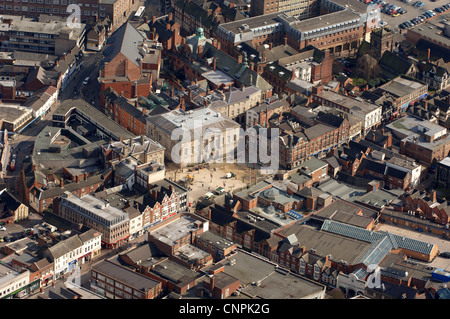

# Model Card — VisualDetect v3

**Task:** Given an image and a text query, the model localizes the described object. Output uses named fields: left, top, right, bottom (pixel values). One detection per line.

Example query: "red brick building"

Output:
left=147, top=13, right=183, bottom=52
left=278, top=121, right=349, bottom=170
left=91, top=259, right=163, bottom=299
left=100, top=22, right=162, bottom=106
left=200, top=264, right=240, bottom=299
left=103, top=93, right=147, bottom=135
left=402, top=190, right=450, bottom=225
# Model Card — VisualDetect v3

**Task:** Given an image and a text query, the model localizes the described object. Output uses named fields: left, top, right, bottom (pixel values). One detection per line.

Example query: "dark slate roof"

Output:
left=365, top=130, right=388, bottom=146
left=148, top=16, right=177, bottom=42
left=103, top=22, right=146, bottom=66
left=386, top=167, right=409, bottom=180
left=174, top=0, right=221, bottom=31
left=264, top=61, right=292, bottom=83
left=316, top=111, right=345, bottom=128
left=0, top=191, right=23, bottom=214
left=210, top=205, right=236, bottom=226
left=114, top=96, right=147, bottom=123
left=359, top=158, right=386, bottom=175
left=379, top=51, right=413, bottom=75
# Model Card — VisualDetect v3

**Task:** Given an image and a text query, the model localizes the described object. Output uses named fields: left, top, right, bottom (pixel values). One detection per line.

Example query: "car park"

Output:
left=440, top=252, right=450, bottom=258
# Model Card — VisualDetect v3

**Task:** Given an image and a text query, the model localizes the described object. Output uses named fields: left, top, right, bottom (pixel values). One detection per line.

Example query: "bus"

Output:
left=133, top=6, right=145, bottom=20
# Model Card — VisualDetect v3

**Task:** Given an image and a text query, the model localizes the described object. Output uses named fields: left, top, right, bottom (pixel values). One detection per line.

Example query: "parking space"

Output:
left=0, top=213, right=42, bottom=244
left=357, top=0, right=450, bottom=31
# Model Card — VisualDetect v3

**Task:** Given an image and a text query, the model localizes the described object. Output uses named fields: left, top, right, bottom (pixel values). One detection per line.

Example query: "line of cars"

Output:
left=0, top=227, right=34, bottom=242
left=399, top=10, right=437, bottom=28
left=360, top=0, right=408, bottom=16
left=398, top=3, right=450, bottom=29
left=435, top=2, right=450, bottom=13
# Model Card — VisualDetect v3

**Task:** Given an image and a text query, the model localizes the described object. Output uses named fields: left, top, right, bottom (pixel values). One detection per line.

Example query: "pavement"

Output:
left=165, top=162, right=266, bottom=205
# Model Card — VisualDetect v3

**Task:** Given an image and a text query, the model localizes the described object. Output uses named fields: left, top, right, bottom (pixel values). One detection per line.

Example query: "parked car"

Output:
left=0, top=226, right=6, bottom=231
left=440, top=252, right=450, bottom=258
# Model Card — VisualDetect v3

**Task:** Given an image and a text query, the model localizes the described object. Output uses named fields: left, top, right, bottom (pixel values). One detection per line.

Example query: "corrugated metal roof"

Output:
left=321, top=220, right=436, bottom=256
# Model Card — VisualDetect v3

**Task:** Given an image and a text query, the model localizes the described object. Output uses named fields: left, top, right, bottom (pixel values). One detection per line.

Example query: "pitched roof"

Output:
left=48, top=235, right=83, bottom=260
left=103, top=22, right=146, bottom=66
left=379, top=51, right=413, bottom=75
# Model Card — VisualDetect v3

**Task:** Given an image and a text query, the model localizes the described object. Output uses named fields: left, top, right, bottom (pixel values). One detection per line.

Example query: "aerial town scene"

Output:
left=0, top=0, right=449, bottom=304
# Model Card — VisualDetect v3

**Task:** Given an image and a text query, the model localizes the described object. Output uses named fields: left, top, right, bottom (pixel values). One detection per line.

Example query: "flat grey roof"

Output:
left=218, top=12, right=284, bottom=34
left=0, top=105, right=33, bottom=123
left=214, top=251, right=278, bottom=285
left=408, top=21, right=450, bottom=49
left=290, top=10, right=361, bottom=32
left=315, top=90, right=380, bottom=113
left=197, top=231, right=235, bottom=250
left=323, top=0, right=368, bottom=14
left=62, top=194, right=129, bottom=225
left=276, top=223, right=370, bottom=264
left=150, top=215, right=200, bottom=246
left=241, top=269, right=326, bottom=299
left=92, top=259, right=161, bottom=291
left=379, top=77, right=427, bottom=98
left=149, top=258, right=201, bottom=285
left=0, top=14, right=85, bottom=37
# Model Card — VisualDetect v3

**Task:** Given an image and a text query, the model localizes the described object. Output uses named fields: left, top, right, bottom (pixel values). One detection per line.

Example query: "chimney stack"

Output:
left=430, top=190, right=437, bottom=202
left=210, top=275, right=215, bottom=292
